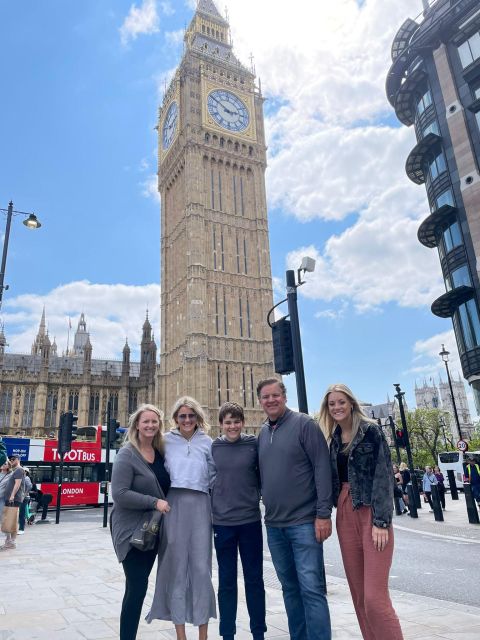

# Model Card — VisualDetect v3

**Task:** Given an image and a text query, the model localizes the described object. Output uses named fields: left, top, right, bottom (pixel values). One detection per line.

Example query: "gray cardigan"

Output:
left=110, top=443, right=167, bottom=562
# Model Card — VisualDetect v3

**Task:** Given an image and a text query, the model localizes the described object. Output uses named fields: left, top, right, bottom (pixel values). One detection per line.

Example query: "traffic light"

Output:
left=58, top=411, right=78, bottom=455
left=58, top=413, right=69, bottom=455
left=395, top=428, right=406, bottom=449
left=272, top=317, right=294, bottom=375
left=108, top=418, right=120, bottom=447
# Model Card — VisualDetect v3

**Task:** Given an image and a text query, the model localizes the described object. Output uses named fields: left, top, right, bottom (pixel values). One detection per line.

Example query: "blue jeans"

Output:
left=214, top=520, right=266, bottom=639
left=267, top=523, right=331, bottom=640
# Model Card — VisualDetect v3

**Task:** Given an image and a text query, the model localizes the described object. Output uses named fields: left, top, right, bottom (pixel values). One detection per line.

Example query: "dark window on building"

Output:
left=436, top=189, right=454, bottom=210
left=213, top=228, right=217, bottom=269
left=0, top=388, right=13, bottom=430
left=128, top=390, right=138, bottom=414
left=456, top=299, right=480, bottom=351
left=446, top=265, right=471, bottom=291
left=44, top=390, right=58, bottom=429
left=442, top=220, right=462, bottom=254
left=89, top=392, right=100, bottom=425
left=458, top=31, right=480, bottom=69
left=422, top=120, right=439, bottom=138
left=23, top=388, right=35, bottom=429
left=217, top=365, right=221, bottom=406
left=416, top=88, right=432, bottom=117
left=426, top=150, right=446, bottom=182
left=68, top=391, right=79, bottom=413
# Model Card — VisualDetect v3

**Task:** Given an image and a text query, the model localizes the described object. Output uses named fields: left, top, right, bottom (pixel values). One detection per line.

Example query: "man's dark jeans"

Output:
left=267, top=522, right=331, bottom=640
left=213, top=520, right=266, bottom=639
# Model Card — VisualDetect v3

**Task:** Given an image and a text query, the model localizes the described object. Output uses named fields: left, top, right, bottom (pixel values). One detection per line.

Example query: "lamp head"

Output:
left=23, top=214, right=41, bottom=229
left=439, top=344, right=449, bottom=363
left=300, top=256, right=316, bottom=273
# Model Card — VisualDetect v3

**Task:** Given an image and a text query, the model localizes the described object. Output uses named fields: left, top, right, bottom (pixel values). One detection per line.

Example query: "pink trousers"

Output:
left=336, top=483, right=403, bottom=640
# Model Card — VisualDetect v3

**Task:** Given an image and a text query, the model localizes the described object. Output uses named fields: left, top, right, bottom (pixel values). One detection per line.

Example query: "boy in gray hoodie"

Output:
left=211, top=402, right=266, bottom=640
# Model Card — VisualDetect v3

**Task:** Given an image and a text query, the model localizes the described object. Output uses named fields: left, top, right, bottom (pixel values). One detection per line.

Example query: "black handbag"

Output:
left=130, top=509, right=163, bottom=552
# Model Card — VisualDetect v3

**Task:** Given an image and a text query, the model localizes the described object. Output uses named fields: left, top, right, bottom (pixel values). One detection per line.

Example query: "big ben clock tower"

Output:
left=157, top=0, right=274, bottom=432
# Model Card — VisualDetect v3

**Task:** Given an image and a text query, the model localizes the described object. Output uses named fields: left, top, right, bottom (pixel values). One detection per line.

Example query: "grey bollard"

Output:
left=407, top=483, right=418, bottom=518
left=430, top=484, right=444, bottom=522
left=447, top=469, right=459, bottom=500
left=464, top=483, right=480, bottom=524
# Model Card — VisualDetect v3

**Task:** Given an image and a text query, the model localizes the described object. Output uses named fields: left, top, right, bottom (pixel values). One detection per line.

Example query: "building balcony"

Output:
left=394, top=67, right=427, bottom=126
left=405, top=132, right=442, bottom=184
left=417, top=204, right=457, bottom=248
left=431, top=285, right=474, bottom=318
left=390, top=18, right=419, bottom=62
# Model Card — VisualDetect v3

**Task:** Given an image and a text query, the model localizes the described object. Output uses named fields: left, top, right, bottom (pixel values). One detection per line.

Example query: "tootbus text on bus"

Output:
left=0, top=425, right=124, bottom=507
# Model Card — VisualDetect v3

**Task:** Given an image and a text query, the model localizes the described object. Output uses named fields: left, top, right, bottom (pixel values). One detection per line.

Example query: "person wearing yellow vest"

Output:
left=464, top=457, right=480, bottom=506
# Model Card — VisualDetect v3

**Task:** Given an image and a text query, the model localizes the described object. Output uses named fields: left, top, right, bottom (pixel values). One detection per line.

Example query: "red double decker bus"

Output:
left=1, top=426, right=123, bottom=507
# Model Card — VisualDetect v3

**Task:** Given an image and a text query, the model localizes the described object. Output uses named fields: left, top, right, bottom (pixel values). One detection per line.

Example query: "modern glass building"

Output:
left=387, top=0, right=480, bottom=412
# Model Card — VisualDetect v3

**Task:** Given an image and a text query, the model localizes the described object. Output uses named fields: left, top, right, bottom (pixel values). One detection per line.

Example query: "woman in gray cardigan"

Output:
left=111, top=403, right=171, bottom=640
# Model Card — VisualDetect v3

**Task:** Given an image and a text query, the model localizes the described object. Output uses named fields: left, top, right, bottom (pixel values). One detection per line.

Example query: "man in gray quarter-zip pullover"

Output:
left=257, top=378, right=332, bottom=640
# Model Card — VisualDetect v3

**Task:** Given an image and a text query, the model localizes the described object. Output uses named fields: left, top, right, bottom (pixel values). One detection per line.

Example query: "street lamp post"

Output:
left=286, top=257, right=316, bottom=413
left=439, top=344, right=463, bottom=441
left=394, top=383, right=421, bottom=510
left=0, top=201, right=42, bottom=311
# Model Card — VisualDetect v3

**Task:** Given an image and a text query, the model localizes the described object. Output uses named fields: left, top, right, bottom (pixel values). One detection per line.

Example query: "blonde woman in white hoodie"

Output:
left=147, top=396, right=216, bottom=640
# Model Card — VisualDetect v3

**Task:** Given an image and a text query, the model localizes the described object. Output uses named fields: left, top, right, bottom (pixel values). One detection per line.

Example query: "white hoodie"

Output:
left=164, top=428, right=216, bottom=494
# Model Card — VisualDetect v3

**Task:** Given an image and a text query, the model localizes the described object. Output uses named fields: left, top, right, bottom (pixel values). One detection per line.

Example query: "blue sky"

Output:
left=0, top=0, right=471, bottom=417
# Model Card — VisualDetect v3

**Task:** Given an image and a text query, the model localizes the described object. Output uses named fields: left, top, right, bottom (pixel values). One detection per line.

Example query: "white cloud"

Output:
left=165, top=29, right=185, bottom=47
left=141, top=174, right=161, bottom=202
left=412, top=330, right=462, bottom=381
left=120, top=0, right=160, bottom=46
left=2, top=281, right=161, bottom=361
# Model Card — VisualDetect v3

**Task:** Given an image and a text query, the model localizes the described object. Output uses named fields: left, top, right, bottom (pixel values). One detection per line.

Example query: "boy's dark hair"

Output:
left=256, top=377, right=286, bottom=399
left=218, top=402, right=244, bottom=424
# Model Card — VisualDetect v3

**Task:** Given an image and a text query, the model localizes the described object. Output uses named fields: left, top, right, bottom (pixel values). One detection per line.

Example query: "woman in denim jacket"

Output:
left=320, top=383, right=403, bottom=640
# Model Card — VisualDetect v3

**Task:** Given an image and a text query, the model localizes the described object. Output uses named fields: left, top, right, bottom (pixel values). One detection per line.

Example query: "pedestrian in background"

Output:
left=0, top=438, right=6, bottom=466
left=257, top=378, right=332, bottom=640
left=422, top=466, right=438, bottom=512
left=147, top=396, right=216, bottom=640
left=211, top=402, right=266, bottom=640
left=399, top=462, right=411, bottom=508
left=18, top=467, right=33, bottom=535
left=464, top=455, right=480, bottom=506
left=392, top=464, right=407, bottom=514
left=111, top=404, right=171, bottom=640
left=0, top=454, right=25, bottom=551
left=0, top=459, right=12, bottom=524
left=320, top=383, right=404, bottom=640
left=433, top=465, right=446, bottom=510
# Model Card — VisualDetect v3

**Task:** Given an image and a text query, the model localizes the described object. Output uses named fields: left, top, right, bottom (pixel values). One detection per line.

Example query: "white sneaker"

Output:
left=18, top=530, right=25, bottom=535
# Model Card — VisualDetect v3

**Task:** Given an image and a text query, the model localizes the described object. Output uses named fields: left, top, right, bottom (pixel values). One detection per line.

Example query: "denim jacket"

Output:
left=330, top=421, right=394, bottom=529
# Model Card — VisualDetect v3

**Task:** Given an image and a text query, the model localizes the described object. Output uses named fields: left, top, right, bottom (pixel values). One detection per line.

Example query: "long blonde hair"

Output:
left=124, top=403, right=165, bottom=453
left=319, top=383, right=377, bottom=452
left=170, top=396, right=210, bottom=433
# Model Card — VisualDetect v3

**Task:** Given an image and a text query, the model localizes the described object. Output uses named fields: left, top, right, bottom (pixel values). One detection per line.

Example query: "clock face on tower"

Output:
left=162, top=101, right=178, bottom=150
left=207, top=89, right=250, bottom=132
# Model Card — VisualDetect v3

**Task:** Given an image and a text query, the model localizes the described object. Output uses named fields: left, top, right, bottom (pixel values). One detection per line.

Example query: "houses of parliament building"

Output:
left=0, top=311, right=156, bottom=437
left=0, top=0, right=275, bottom=436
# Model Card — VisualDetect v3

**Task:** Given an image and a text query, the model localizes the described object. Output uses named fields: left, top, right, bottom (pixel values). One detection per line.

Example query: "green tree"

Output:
left=406, top=408, right=454, bottom=468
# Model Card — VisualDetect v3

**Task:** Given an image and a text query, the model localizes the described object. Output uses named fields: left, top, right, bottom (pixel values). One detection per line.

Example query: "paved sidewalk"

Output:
left=392, top=490, right=480, bottom=542
left=1, top=514, right=480, bottom=640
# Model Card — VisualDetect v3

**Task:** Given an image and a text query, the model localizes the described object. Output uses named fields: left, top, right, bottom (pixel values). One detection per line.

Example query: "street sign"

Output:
left=457, top=439, right=469, bottom=452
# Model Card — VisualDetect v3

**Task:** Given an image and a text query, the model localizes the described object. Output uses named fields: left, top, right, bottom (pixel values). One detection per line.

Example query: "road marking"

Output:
left=393, top=523, right=480, bottom=544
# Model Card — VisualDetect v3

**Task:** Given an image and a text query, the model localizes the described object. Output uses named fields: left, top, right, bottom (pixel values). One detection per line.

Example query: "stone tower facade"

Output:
left=157, top=0, right=274, bottom=432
